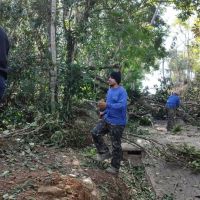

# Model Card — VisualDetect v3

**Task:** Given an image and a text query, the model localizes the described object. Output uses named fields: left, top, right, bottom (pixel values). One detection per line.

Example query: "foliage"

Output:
left=39, top=116, right=91, bottom=148
left=82, top=150, right=156, bottom=200
left=80, top=1, right=167, bottom=91
left=172, top=0, right=200, bottom=20
left=0, top=111, right=92, bottom=148
left=1, top=0, right=198, bottom=148
left=180, top=76, right=200, bottom=124
left=0, top=106, right=36, bottom=130
left=82, top=146, right=97, bottom=158
left=0, top=0, right=169, bottom=131
left=121, top=165, right=156, bottom=200
left=161, top=194, right=174, bottom=200
left=191, top=18, right=200, bottom=73
left=154, top=88, right=169, bottom=104
left=139, top=116, right=153, bottom=126
left=167, top=144, right=200, bottom=173
left=127, top=121, right=150, bottom=136
left=168, top=50, right=189, bottom=84
left=172, top=125, right=182, bottom=133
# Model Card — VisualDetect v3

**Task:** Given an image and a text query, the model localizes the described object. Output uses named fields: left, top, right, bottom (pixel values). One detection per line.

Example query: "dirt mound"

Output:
left=37, top=175, right=99, bottom=200
left=0, top=138, right=130, bottom=200
left=0, top=170, right=99, bottom=200
left=87, top=169, right=130, bottom=200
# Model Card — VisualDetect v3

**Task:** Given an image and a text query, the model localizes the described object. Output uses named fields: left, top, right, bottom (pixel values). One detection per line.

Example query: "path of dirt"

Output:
left=143, top=120, right=200, bottom=200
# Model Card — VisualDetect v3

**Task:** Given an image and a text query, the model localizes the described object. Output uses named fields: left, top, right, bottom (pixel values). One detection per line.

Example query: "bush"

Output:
left=172, top=125, right=182, bottom=133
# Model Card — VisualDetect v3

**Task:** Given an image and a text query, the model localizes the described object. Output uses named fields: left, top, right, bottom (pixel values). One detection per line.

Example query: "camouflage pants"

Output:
left=0, top=76, right=6, bottom=101
left=91, top=119, right=125, bottom=169
left=167, top=108, right=176, bottom=131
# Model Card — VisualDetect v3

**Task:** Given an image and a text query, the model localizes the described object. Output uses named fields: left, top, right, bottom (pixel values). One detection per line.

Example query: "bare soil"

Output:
left=0, top=137, right=129, bottom=200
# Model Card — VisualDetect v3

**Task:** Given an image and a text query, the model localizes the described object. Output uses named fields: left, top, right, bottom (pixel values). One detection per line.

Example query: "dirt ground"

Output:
left=143, top=120, right=200, bottom=200
left=0, top=137, right=130, bottom=200
left=1, top=119, right=199, bottom=200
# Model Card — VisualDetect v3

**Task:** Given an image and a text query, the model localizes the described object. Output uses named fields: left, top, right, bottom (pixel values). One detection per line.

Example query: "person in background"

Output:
left=165, top=91, right=180, bottom=131
left=91, top=71, right=128, bottom=175
left=0, top=27, right=10, bottom=101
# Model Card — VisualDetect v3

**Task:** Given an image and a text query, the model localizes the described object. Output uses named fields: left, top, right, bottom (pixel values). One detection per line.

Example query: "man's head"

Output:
left=108, top=71, right=121, bottom=87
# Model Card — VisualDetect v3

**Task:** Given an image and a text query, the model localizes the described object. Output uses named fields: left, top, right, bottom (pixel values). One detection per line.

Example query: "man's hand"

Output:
left=98, top=99, right=106, bottom=110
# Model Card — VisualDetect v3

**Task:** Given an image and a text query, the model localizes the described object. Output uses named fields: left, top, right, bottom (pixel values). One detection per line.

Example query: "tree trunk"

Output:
left=50, top=0, right=57, bottom=113
left=61, top=0, right=97, bottom=120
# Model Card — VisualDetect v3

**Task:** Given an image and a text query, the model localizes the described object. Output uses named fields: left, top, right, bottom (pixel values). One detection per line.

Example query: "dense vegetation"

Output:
left=0, top=0, right=199, bottom=145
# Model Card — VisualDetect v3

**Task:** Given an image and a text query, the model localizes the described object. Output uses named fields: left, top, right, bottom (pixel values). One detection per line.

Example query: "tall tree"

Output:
left=0, top=0, right=169, bottom=123
left=50, top=0, right=57, bottom=113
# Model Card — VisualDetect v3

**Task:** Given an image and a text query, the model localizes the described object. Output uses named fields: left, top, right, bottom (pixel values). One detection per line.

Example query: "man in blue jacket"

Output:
left=165, top=91, right=180, bottom=131
left=91, top=71, right=128, bottom=174
left=0, top=27, right=10, bottom=101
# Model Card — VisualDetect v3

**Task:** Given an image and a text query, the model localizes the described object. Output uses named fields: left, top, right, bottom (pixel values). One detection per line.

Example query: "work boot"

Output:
left=96, top=152, right=111, bottom=162
left=106, top=166, right=119, bottom=175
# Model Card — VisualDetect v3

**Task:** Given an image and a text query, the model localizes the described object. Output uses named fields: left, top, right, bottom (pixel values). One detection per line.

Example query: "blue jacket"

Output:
left=0, top=27, right=10, bottom=79
left=166, top=94, right=180, bottom=109
left=104, top=86, right=127, bottom=125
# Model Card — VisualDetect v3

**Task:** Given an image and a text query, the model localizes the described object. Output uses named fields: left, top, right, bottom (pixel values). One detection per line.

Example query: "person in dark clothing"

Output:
left=165, top=91, right=180, bottom=131
left=91, top=71, right=128, bottom=175
left=0, top=27, right=10, bottom=101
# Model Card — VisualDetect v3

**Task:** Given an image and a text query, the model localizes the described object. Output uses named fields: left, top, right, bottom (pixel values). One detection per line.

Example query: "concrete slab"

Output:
left=142, top=120, right=200, bottom=200
left=144, top=156, right=200, bottom=200
left=122, top=142, right=144, bottom=166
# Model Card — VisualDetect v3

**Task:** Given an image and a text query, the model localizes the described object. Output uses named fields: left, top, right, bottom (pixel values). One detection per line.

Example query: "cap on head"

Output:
left=110, top=71, right=121, bottom=84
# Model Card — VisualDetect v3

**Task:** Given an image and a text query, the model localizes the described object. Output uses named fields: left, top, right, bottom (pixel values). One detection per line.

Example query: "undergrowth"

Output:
left=121, top=164, right=156, bottom=200
left=81, top=146, right=156, bottom=200
left=0, top=110, right=92, bottom=148
left=167, top=143, right=200, bottom=173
